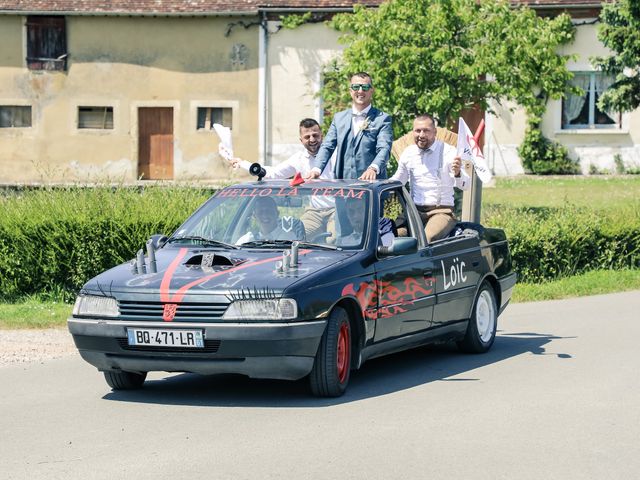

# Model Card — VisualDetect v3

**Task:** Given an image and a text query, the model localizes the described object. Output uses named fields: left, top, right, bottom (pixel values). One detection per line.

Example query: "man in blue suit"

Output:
left=307, top=72, right=393, bottom=180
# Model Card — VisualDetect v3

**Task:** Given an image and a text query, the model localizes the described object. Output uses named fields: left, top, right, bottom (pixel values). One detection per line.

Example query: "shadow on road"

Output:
left=103, top=331, right=571, bottom=407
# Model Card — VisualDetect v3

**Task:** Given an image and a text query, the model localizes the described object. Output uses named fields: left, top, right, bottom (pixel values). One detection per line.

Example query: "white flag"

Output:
left=213, top=123, right=234, bottom=161
left=456, top=117, right=492, bottom=183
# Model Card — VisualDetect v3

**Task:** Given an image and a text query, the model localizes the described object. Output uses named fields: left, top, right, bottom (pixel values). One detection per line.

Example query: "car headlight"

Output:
left=222, top=299, right=298, bottom=320
left=73, top=294, right=119, bottom=317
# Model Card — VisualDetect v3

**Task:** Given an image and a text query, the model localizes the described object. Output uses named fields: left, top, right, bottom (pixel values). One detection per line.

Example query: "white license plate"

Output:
left=127, top=328, right=204, bottom=348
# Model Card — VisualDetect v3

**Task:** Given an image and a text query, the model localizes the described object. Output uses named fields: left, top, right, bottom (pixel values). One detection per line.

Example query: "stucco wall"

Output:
left=0, top=15, right=259, bottom=183
left=0, top=16, right=23, bottom=67
left=488, top=21, right=640, bottom=175
left=266, top=21, right=344, bottom=165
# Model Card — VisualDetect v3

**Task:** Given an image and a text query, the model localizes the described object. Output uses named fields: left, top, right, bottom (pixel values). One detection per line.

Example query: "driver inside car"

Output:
left=236, top=197, right=300, bottom=244
left=338, top=197, right=394, bottom=247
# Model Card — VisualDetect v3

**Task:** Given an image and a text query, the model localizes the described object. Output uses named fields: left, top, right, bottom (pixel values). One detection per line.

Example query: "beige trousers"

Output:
left=301, top=207, right=336, bottom=242
left=417, top=206, right=457, bottom=243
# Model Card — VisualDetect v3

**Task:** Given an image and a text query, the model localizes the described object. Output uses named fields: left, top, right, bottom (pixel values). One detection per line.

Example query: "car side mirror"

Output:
left=377, top=237, right=418, bottom=256
left=149, top=234, right=168, bottom=250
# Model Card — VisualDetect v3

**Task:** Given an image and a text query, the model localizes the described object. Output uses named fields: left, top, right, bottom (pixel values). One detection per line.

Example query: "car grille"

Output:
left=116, top=338, right=221, bottom=353
left=117, top=300, right=229, bottom=321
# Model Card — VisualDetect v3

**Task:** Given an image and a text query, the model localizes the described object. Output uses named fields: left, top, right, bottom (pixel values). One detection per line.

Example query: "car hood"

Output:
left=83, top=246, right=357, bottom=300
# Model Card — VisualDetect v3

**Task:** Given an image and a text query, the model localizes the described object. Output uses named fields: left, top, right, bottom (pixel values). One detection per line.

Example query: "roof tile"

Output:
left=0, top=0, right=604, bottom=15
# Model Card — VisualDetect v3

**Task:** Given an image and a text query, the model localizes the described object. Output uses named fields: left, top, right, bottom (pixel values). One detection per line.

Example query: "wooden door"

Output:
left=138, top=107, right=173, bottom=180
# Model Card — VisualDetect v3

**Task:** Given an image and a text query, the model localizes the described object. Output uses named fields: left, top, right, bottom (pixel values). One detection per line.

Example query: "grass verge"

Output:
left=512, top=269, right=640, bottom=302
left=0, top=299, right=72, bottom=329
left=1, top=269, right=639, bottom=329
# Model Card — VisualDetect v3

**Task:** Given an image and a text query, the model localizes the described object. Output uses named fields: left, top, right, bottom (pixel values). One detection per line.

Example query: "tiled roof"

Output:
left=257, top=1, right=384, bottom=8
left=0, top=0, right=604, bottom=15
left=0, top=1, right=258, bottom=15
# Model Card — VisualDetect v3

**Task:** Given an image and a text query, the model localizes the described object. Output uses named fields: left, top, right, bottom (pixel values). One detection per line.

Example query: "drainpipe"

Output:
left=259, top=12, right=269, bottom=165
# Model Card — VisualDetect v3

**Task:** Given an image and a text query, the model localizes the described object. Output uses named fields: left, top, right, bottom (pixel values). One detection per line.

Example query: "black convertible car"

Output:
left=68, top=179, right=516, bottom=397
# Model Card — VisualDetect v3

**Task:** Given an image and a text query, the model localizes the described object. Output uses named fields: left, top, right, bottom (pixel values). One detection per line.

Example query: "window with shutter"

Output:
left=26, top=16, right=67, bottom=71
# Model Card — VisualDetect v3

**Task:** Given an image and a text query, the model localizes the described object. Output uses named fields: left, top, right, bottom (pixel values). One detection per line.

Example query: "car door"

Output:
left=431, top=233, right=483, bottom=328
left=373, top=187, right=436, bottom=341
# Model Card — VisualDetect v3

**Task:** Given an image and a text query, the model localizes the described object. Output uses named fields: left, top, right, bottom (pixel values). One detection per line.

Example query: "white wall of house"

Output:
left=487, top=21, right=640, bottom=175
left=266, top=21, right=344, bottom=166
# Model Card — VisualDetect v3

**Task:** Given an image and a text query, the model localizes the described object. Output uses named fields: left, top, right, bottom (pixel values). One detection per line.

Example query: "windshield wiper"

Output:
left=167, top=236, right=239, bottom=249
left=240, top=239, right=341, bottom=251
left=295, top=241, right=341, bottom=251
left=238, top=239, right=294, bottom=248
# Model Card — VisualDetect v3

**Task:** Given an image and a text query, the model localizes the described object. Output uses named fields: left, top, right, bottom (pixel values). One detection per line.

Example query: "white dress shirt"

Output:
left=238, top=149, right=334, bottom=180
left=238, top=150, right=335, bottom=209
left=351, top=104, right=372, bottom=138
left=390, top=141, right=470, bottom=207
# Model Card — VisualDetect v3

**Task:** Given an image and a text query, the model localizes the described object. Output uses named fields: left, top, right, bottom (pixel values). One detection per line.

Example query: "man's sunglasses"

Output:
left=350, top=83, right=372, bottom=92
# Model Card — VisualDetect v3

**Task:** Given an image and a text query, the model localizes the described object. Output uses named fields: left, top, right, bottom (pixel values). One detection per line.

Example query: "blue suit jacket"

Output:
left=313, top=107, right=393, bottom=179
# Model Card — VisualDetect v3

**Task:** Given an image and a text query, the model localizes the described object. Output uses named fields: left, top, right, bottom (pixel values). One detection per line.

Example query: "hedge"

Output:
left=0, top=186, right=638, bottom=301
left=0, top=186, right=212, bottom=301
left=484, top=204, right=640, bottom=282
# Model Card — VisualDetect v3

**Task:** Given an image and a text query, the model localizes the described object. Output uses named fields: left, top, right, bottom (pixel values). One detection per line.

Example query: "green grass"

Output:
left=0, top=299, right=72, bottom=329
left=483, top=176, right=640, bottom=211
left=512, top=269, right=640, bottom=303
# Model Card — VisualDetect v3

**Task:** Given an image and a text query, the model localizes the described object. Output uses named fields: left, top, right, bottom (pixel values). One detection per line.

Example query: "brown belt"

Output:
left=416, top=205, right=453, bottom=212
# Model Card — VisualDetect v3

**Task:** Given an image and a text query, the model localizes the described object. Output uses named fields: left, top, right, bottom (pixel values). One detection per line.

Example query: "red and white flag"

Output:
left=456, top=118, right=492, bottom=183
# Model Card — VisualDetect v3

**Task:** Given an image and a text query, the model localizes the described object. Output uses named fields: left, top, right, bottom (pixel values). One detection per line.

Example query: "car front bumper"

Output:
left=68, top=317, right=327, bottom=381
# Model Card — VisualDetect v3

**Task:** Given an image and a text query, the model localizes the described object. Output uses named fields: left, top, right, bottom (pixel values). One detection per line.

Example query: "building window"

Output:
left=197, top=107, right=232, bottom=130
left=26, top=16, right=67, bottom=71
left=562, top=72, right=620, bottom=129
left=0, top=106, right=32, bottom=128
left=78, top=107, right=114, bottom=129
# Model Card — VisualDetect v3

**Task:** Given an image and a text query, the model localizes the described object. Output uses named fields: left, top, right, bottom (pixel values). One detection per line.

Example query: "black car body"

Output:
left=68, top=179, right=516, bottom=397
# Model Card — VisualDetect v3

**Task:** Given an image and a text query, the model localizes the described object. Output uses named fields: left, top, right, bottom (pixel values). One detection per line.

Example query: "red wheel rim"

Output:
left=337, top=322, right=350, bottom=383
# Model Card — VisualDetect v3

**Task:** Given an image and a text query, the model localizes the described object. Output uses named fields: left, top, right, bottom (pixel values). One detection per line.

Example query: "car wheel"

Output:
left=103, top=371, right=147, bottom=390
left=458, top=281, right=497, bottom=353
left=309, top=306, right=351, bottom=397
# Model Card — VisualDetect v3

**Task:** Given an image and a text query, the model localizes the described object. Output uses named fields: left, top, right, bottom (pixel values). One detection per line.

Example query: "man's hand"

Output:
left=359, top=166, right=377, bottom=181
left=451, top=156, right=462, bottom=177
left=219, top=143, right=241, bottom=169
left=304, top=170, right=321, bottom=180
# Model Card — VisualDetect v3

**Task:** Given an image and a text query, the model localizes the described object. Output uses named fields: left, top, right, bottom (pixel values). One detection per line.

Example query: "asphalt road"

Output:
left=2, top=291, right=639, bottom=480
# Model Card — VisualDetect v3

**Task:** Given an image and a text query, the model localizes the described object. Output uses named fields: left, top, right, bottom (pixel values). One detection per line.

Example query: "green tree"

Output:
left=321, top=0, right=581, bottom=174
left=592, top=0, right=640, bottom=113
left=323, top=0, right=576, bottom=135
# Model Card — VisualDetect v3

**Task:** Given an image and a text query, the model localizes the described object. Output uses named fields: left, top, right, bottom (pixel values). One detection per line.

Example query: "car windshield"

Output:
left=171, top=185, right=370, bottom=249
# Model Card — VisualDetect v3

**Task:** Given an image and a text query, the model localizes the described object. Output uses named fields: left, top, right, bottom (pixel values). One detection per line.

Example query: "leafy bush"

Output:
left=484, top=203, right=640, bottom=282
left=0, top=185, right=638, bottom=300
left=0, top=186, right=212, bottom=301
left=518, top=126, right=581, bottom=175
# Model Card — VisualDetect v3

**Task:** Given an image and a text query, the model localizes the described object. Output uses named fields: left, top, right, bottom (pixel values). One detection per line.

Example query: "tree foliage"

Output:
left=322, top=0, right=576, bottom=137
left=592, top=0, right=640, bottom=113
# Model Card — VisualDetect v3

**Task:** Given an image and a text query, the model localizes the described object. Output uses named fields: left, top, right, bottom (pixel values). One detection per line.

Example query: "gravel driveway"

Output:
left=0, top=328, right=76, bottom=367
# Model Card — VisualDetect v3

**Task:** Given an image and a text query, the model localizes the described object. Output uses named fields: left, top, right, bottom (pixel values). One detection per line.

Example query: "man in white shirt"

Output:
left=222, top=118, right=335, bottom=241
left=390, top=114, right=470, bottom=242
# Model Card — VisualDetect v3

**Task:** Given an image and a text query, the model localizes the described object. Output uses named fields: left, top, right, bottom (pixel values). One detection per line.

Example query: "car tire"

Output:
left=309, top=306, right=351, bottom=397
left=103, top=371, right=147, bottom=390
left=458, top=281, right=497, bottom=354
